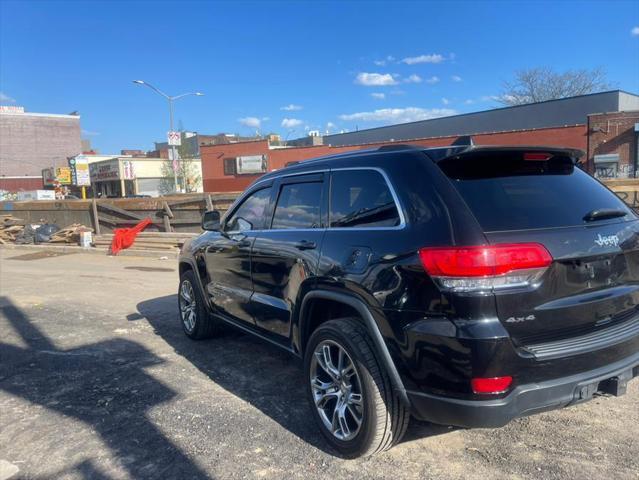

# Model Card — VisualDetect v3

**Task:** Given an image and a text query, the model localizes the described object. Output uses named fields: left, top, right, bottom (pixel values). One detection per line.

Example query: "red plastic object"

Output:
left=110, top=218, right=153, bottom=255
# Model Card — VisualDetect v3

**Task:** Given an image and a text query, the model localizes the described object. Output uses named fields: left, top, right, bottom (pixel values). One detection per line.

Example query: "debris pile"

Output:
left=49, top=224, right=93, bottom=244
left=0, top=215, right=26, bottom=243
left=0, top=215, right=93, bottom=245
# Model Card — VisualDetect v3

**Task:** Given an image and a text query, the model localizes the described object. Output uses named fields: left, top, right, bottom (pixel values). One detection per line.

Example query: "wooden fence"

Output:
left=0, top=193, right=239, bottom=234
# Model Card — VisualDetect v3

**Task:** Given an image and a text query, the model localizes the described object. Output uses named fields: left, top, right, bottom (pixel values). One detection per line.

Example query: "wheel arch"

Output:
left=298, top=290, right=410, bottom=406
left=179, top=258, right=210, bottom=309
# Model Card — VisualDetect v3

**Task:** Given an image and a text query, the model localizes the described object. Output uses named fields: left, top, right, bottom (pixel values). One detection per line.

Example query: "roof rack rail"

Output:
left=376, top=144, right=422, bottom=152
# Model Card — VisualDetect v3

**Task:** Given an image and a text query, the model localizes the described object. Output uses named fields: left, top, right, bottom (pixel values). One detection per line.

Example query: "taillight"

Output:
left=471, top=376, right=513, bottom=394
left=419, top=243, right=552, bottom=293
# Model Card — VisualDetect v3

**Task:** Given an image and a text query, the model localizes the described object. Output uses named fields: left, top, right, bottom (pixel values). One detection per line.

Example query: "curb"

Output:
left=0, top=243, right=179, bottom=259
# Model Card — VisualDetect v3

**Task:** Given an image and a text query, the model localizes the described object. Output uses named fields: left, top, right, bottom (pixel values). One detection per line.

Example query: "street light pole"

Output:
left=132, top=80, right=204, bottom=194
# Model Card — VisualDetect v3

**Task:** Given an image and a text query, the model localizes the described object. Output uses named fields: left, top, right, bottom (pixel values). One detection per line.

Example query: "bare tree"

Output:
left=499, top=67, right=612, bottom=105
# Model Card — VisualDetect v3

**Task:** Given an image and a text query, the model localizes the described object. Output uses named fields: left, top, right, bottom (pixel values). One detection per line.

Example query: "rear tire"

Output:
left=304, top=317, right=409, bottom=457
left=178, top=269, right=221, bottom=339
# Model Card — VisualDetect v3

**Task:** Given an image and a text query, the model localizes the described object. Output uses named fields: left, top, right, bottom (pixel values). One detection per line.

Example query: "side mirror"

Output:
left=201, top=210, right=221, bottom=231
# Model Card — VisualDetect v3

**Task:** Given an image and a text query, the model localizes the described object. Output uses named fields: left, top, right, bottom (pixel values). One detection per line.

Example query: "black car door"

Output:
left=204, top=184, right=272, bottom=326
left=250, top=173, right=327, bottom=341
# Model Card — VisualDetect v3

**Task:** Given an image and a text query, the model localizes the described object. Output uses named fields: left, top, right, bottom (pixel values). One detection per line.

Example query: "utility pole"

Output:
left=133, top=80, right=204, bottom=194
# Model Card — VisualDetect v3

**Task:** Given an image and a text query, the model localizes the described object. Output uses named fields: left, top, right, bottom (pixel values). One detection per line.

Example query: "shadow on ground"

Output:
left=137, top=294, right=452, bottom=454
left=0, top=296, right=212, bottom=479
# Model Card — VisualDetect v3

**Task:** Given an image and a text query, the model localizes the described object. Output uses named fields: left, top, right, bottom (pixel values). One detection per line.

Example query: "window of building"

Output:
left=224, top=158, right=237, bottom=176
left=225, top=187, right=272, bottom=232
left=329, top=170, right=400, bottom=228
left=271, top=182, right=322, bottom=229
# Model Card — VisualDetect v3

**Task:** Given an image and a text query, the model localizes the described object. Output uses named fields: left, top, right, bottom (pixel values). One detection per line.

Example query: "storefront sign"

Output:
left=69, top=156, right=91, bottom=186
left=236, top=155, right=267, bottom=174
left=42, top=167, right=73, bottom=186
left=90, top=159, right=121, bottom=181
left=122, top=160, right=135, bottom=180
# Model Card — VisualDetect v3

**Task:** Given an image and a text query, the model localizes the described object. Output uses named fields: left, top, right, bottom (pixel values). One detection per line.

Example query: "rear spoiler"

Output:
left=426, top=145, right=585, bottom=164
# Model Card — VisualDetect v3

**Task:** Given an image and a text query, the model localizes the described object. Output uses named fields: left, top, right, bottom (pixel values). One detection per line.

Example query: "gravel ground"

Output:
left=0, top=248, right=637, bottom=480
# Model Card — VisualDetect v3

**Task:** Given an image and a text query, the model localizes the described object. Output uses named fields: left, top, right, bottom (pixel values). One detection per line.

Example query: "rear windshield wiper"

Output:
left=583, top=208, right=628, bottom=222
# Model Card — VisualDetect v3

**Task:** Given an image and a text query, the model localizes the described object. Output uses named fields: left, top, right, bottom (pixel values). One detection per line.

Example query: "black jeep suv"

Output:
left=178, top=144, right=639, bottom=457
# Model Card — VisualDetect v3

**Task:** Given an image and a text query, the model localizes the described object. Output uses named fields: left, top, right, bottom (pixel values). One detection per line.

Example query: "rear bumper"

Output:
left=407, top=349, right=639, bottom=428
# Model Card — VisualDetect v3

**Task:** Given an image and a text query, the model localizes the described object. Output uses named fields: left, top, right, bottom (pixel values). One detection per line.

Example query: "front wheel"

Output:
left=178, top=269, right=221, bottom=339
left=304, top=318, right=409, bottom=457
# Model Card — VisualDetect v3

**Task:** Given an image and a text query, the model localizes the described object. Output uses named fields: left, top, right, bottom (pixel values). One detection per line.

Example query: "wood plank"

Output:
left=97, top=202, right=147, bottom=220
left=91, top=199, right=101, bottom=236
left=166, top=197, right=207, bottom=208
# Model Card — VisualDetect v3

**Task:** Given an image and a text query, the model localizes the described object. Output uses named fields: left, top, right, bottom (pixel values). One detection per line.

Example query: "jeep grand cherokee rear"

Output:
left=402, top=147, right=639, bottom=427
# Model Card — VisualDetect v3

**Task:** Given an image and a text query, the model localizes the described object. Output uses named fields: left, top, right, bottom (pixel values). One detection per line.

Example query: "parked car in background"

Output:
left=178, top=144, right=639, bottom=457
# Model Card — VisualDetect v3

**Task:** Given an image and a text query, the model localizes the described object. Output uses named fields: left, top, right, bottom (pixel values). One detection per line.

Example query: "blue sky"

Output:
left=1, top=0, right=638, bottom=153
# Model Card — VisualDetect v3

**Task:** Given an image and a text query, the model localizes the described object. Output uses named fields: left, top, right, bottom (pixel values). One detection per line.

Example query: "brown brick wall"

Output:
left=202, top=125, right=587, bottom=193
left=0, top=113, right=82, bottom=176
left=0, top=177, right=44, bottom=191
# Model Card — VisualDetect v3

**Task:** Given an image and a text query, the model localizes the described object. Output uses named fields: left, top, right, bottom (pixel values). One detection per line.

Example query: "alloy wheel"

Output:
left=310, top=340, right=364, bottom=441
left=179, top=280, right=197, bottom=332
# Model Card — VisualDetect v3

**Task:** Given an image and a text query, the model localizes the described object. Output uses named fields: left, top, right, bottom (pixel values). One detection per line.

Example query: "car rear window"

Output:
left=438, top=151, right=634, bottom=232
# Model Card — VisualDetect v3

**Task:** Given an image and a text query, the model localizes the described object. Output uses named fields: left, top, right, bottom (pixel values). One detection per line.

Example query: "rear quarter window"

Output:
left=329, top=170, right=401, bottom=228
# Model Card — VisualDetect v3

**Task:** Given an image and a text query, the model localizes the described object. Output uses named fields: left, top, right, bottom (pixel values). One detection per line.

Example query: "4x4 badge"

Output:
left=505, top=315, right=536, bottom=323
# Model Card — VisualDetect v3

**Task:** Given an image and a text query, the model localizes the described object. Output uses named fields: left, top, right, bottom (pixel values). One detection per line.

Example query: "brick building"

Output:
left=0, top=106, right=82, bottom=191
left=201, top=125, right=587, bottom=192
left=200, top=90, right=639, bottom=193
left=588, top=111, right=639, bottom=178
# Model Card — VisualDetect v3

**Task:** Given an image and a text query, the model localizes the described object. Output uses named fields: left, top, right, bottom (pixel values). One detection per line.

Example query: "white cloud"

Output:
left=425, top=76, right=440, bottom=84
left=632, top=26, right=639, bottom=36
left=441, top=97, right=450, bottom=105
left=373, top=55, right=395, bottom=66
left=464, top=99, right=475, bottom=105
left=401, top=53, right=444, bottom=65
left=355, top=72, right=398, bottom=86
left=339, top=107, right=456, bottom=124
left=81, top=129, right=100, bottom=136
left=326, top=121, right=337, bottom=130
left=238, top=116, right=261, bottom=128
left=371, top=92, right=386, bottom=100
left=404, top=74, right=423, bottom=84
left=0, top=92, right=16, bottom=103
left=451, top=75, right=462, bottom=82
left=281, top=118, right=304, bottom=129
left=261, top=116, right=270, bottom=121
left=280, top=104, right=303, bottom=111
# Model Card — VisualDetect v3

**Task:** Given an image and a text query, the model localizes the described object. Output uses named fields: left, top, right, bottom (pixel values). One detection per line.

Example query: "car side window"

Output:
left=225, top=187, right=272, bottom=232
left=330, top=170, right=400, bottom=228
left=271, top=182, right=322, bottom=229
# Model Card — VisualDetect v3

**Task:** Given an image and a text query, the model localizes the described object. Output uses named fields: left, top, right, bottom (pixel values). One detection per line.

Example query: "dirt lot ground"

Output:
left=0, top=248, right=637, bottom=480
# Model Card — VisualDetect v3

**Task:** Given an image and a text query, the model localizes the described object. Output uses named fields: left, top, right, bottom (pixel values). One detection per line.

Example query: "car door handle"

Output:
left=294, top=240, right=317, bottom=250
